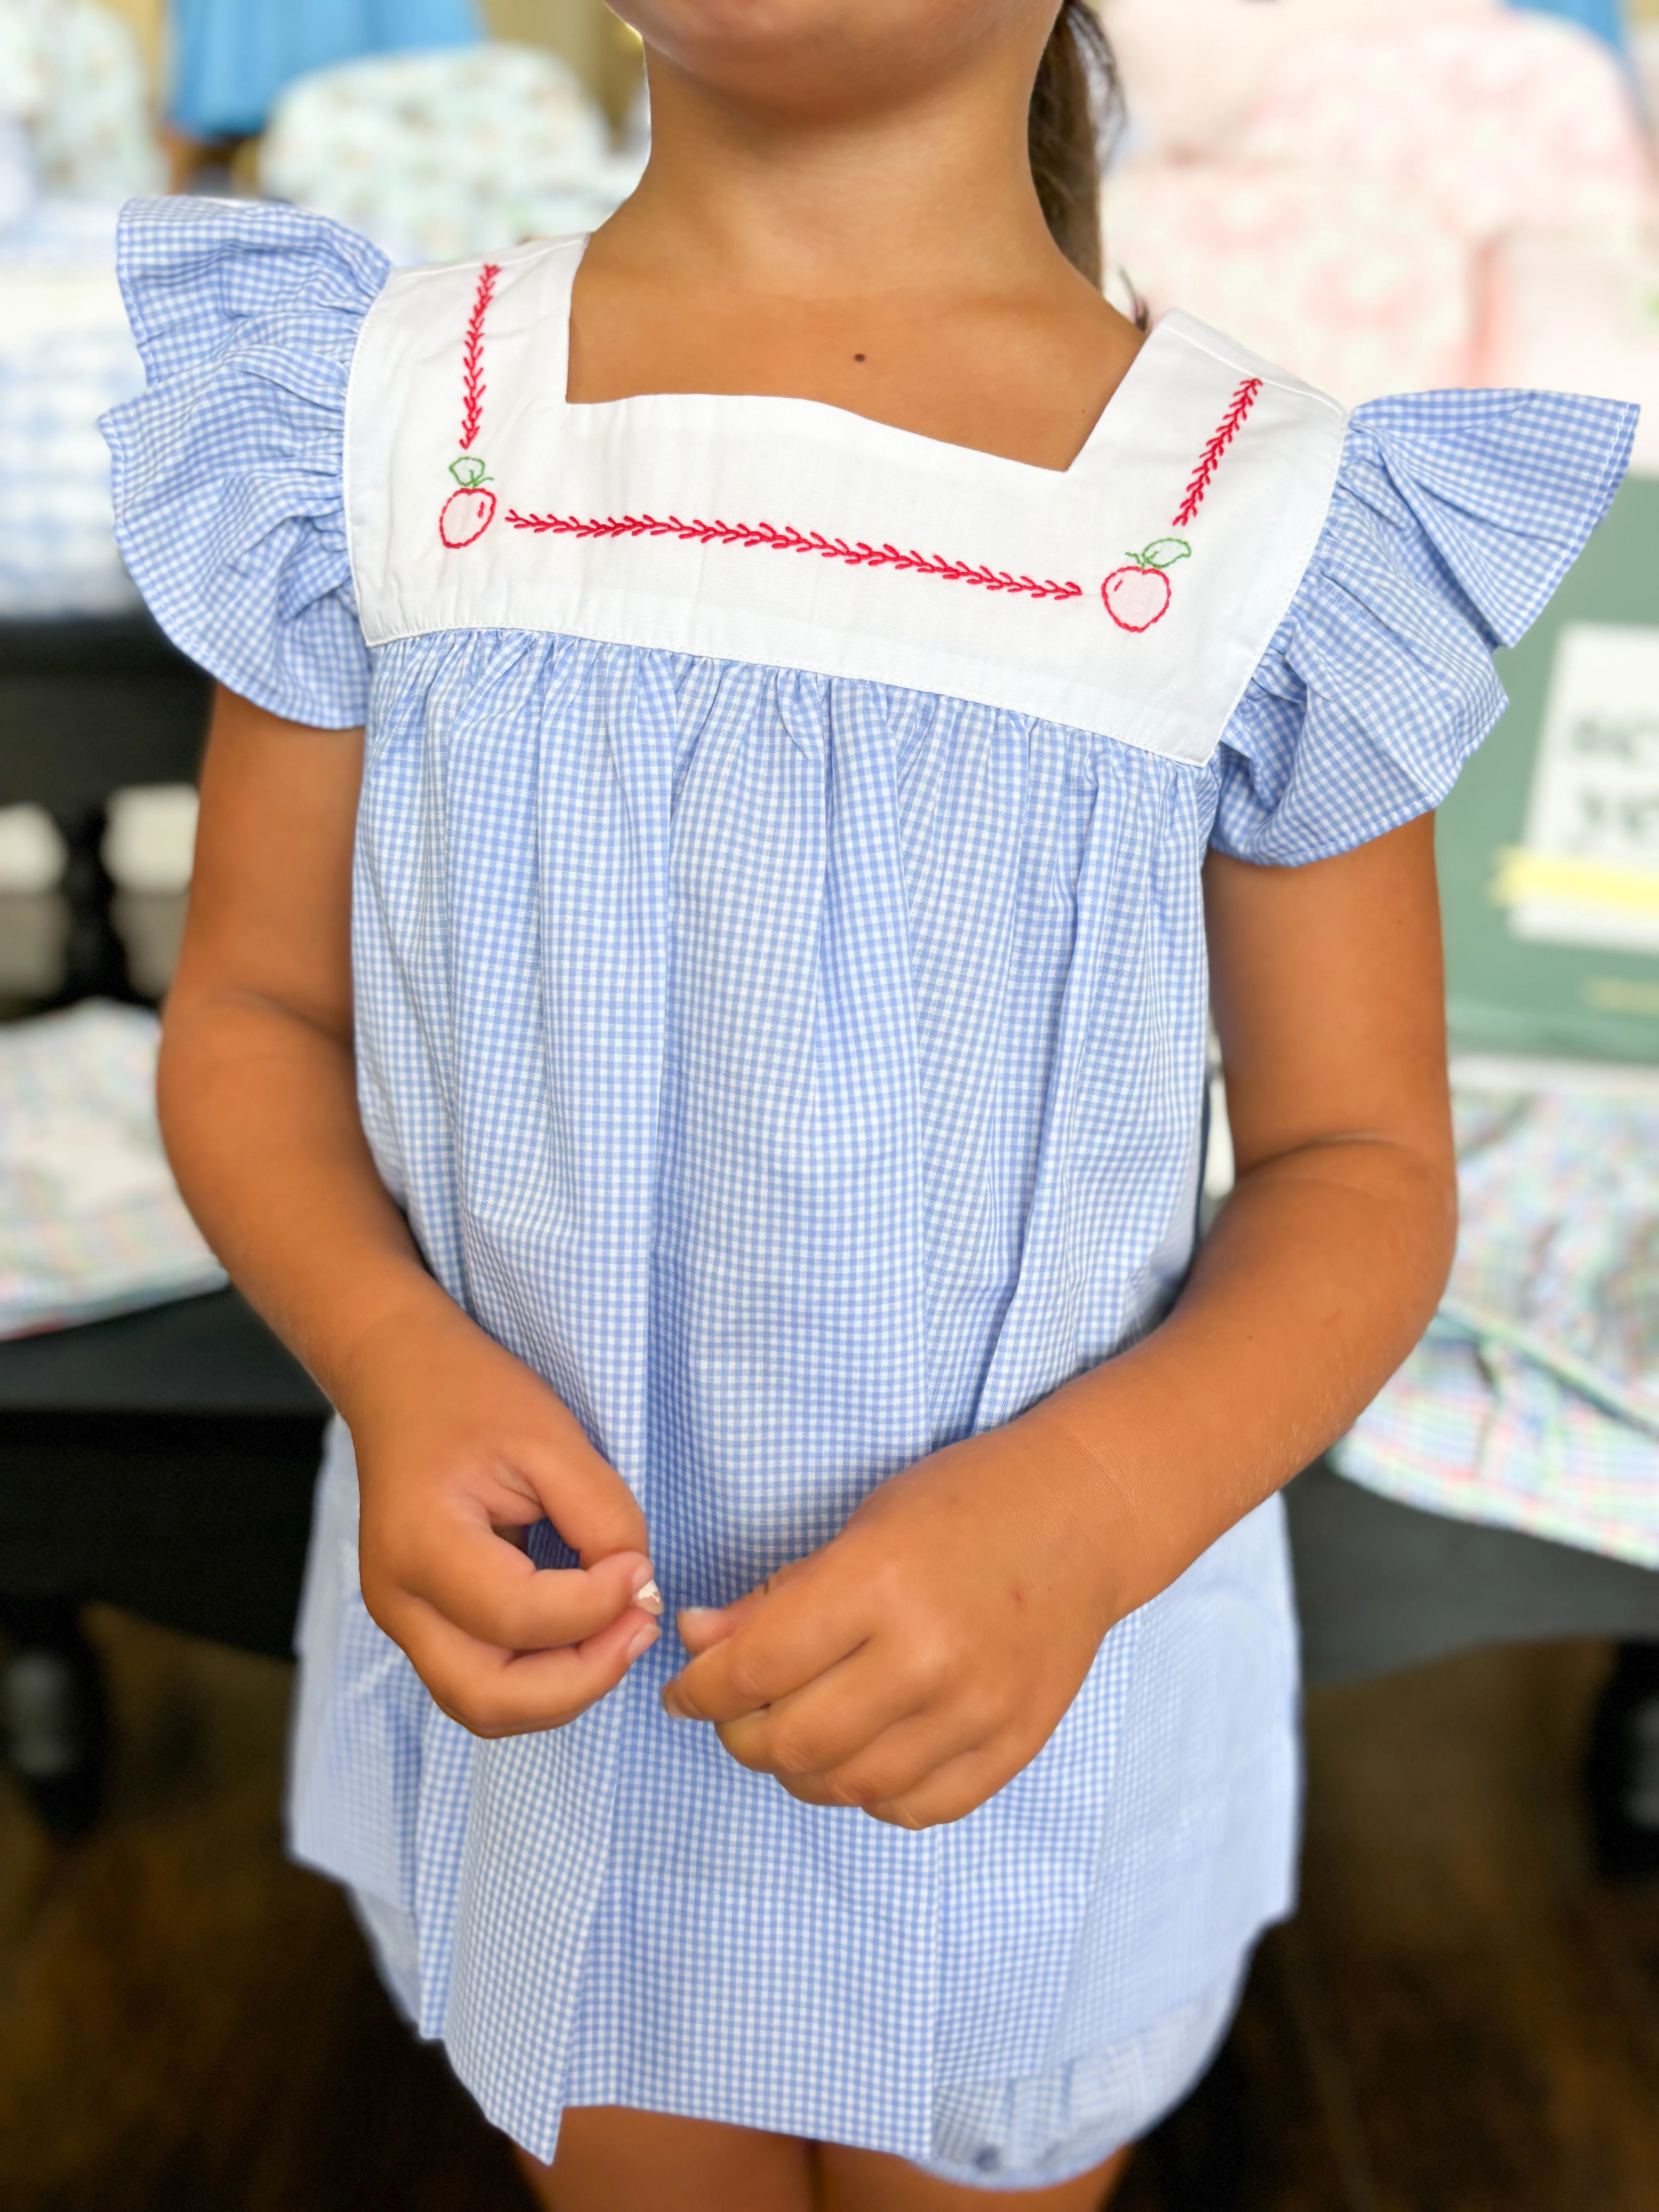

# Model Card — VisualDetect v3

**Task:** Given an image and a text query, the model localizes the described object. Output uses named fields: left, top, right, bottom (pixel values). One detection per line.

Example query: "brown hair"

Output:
left=1028, top=1, right=1124, bottom=290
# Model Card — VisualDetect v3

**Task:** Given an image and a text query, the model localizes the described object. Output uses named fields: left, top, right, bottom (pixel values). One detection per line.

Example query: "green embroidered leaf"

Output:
left=1138, top=537, right=1192, bottom=572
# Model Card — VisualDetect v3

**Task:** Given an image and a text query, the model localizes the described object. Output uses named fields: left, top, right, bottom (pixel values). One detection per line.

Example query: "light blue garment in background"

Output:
left=1508, top=0, right=1630, bottom=58
left=168, top=0, right=482, bottom=138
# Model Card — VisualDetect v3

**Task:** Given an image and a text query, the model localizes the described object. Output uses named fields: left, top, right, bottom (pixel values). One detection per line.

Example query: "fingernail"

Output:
left=661, top=1684, right=691, bottom=1721
left=632, top=1572, right=664, bottom=1617
left=625, top=1622, right=659, bottom=1664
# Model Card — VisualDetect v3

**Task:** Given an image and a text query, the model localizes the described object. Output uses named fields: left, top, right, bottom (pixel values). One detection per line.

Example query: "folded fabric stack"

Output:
left=1103, top=0, right=1501, bottom=163
left=1239, top=14, right=1648, bottom=242
left=0, top=1002, right=226, bottom=1339
left=1104, top=165, right=1473, bottom=405
left=1334, top=1069, right=1659, bottom=1568
left=0, top=0, right=164, bottom=204
left=0, top=227, right=145, bottom=619
left=260, top=44, right=645, bottom=266
left=1101, top=0, right=1653, bottom=407
left=0, top=0, right=159, bottom=617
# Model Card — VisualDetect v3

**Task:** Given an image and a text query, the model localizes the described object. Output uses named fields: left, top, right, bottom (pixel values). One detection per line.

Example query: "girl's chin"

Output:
left=619, top=0, right=1042, bottom=107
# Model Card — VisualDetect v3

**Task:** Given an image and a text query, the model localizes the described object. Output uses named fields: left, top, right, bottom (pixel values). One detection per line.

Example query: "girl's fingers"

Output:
left=518, top=1448, right=651, bottom=1568
left=859, top=1741, right=1021, bottom=1832
left=677, top=1587, right=765, bottom=1656
left=396, top=1516, right=659, bottom=1653
left=663, top=1558, right=868, bottom=1724
left=395, top=1594, right=661, bottom=1739
left=711, top=1644, right=927, bottom=1781
left=758, top=1697, right=998, bottom=1812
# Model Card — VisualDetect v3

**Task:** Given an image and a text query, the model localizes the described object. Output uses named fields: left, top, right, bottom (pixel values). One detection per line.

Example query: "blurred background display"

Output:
left=167, top=0, right=484, bottom=143
left=0, top=2, right=646, bottom=630
left=3, top=11, right=1659, bottom=2207
left=1066, top=0, right=1659, bottom=1613
left=259, top=43, right=644, bottom=264
left=1099, top=0, right=1656, bottom=413
left=0, top=0, right=1649, bottom=1470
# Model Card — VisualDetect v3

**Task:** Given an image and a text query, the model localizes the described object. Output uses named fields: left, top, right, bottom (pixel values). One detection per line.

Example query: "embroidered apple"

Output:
left=1101, top=537, right=1192, bottom=632
left=440, top=453, right=497, bottom=549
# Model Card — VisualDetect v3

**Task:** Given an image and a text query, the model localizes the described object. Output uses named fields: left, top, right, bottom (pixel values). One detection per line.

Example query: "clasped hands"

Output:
left=350, top=1305, right=1125, bottom=1831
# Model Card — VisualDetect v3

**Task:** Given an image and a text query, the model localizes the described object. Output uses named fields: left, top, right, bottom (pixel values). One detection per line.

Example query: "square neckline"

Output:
left=552, top=232, right=1172, bottom=486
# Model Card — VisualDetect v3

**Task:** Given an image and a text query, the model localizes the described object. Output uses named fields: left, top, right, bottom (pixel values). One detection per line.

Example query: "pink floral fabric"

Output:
left=1100, top=0, right=1501, bottom=163
left=1480, top=230, right=1659, bottom=476
left=1239, top=15, right=1650, bottom=247
left=1108, top=163, right=1474, bottom=407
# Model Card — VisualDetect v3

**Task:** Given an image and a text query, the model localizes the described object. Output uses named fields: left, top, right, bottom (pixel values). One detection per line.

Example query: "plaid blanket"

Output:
left=0, top=1000, right=225, bottom=1337
left=1334, top=1066, right=1659, bottom=1567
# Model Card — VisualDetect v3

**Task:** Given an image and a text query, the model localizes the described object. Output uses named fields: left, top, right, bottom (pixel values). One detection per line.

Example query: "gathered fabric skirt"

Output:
left=350, top=1879, right=1244, bottom=2191
left=291, top=1423, right=1286, bottom=2187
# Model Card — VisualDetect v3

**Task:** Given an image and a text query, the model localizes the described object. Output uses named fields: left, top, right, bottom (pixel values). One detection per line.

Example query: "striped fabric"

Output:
left=103, top=199, right=1635, bottom=2185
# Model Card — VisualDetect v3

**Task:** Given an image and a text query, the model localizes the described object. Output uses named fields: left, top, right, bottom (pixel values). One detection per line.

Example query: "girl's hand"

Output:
left=661, top=1412, right=1120, bottom=1830
left=344, top=1300, right=664, bottom=1740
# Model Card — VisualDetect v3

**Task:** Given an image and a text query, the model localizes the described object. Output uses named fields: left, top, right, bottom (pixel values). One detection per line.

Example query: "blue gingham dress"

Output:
left=104, top=199, right=1635, bottom=2188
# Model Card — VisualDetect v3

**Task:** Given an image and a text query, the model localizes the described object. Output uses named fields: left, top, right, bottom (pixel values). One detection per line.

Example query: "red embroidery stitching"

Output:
left=459, top=263, right=500, bottom=455
left=1171, top=377, right=1263, bottom=532
left=441, top=263, right=503, bottom=550
left=440, top=485, right=497, bottom=549
left=506, top=510, right=1085, bottom=600
left=1102, top=538, right=1191, bottom=633
left=446, top=283, right=1266, bottom=623
left=1102, top=378, right=1265, bottom=630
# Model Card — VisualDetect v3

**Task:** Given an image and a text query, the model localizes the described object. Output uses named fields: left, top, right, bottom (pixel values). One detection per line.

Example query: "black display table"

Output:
left=0, top=1290, right=328, bottom=1659
left=0, top=611, right=210, bottom=814
left=0, top=1287, right=326, bottom=1833
left=1287, top=1461, right=1659, bottom=1688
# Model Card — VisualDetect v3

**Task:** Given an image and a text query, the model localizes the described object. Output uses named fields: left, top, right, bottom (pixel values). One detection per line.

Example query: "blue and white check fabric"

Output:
left=102, top=201, right=1635, bottom=2186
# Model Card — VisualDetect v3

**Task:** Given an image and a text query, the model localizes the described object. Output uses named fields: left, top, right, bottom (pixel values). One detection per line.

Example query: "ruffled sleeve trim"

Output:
left=103, top=196, right=391, bottom=730
left=1211, top=388, right=1638, bottom=867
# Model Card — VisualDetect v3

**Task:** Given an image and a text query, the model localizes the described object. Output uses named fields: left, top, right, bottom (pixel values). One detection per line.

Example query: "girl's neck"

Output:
left=570, top=34, right=1144, bottom=474
left=599, top=50, right=1080, bottom=307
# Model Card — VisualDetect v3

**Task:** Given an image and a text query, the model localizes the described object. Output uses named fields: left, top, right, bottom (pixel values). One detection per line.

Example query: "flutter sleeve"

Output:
left=102, top=196, right=391, bottom=730
left=1211, top=388, right=1639, bottom=865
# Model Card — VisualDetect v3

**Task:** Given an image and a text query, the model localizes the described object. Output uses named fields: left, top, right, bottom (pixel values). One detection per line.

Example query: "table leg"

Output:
left=0, top=1594, right=110, bottom=1839
left=1585, top=1641, right=1659, bottom=1881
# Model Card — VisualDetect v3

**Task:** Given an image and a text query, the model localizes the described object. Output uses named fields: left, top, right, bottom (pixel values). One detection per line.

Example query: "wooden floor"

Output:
left=2, top=1616, right=1657, bottom=2211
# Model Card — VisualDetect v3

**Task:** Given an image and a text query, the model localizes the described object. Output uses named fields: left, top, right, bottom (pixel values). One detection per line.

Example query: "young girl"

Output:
left=105, top=3, right=1633, bottom=2204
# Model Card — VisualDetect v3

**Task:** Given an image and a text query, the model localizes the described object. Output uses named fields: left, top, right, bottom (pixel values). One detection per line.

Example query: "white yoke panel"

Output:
left=344, top=236, right=1348, bottom=766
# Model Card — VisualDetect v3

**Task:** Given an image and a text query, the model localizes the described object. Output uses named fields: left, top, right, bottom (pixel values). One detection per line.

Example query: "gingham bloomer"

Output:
left=103, top=196, right=1634, bottom=2189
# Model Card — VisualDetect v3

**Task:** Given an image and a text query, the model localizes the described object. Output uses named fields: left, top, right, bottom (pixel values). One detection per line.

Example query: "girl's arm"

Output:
left=160, top=688, right=663, bottom=1733
left=663, top=816, right=1456, bottom=1827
